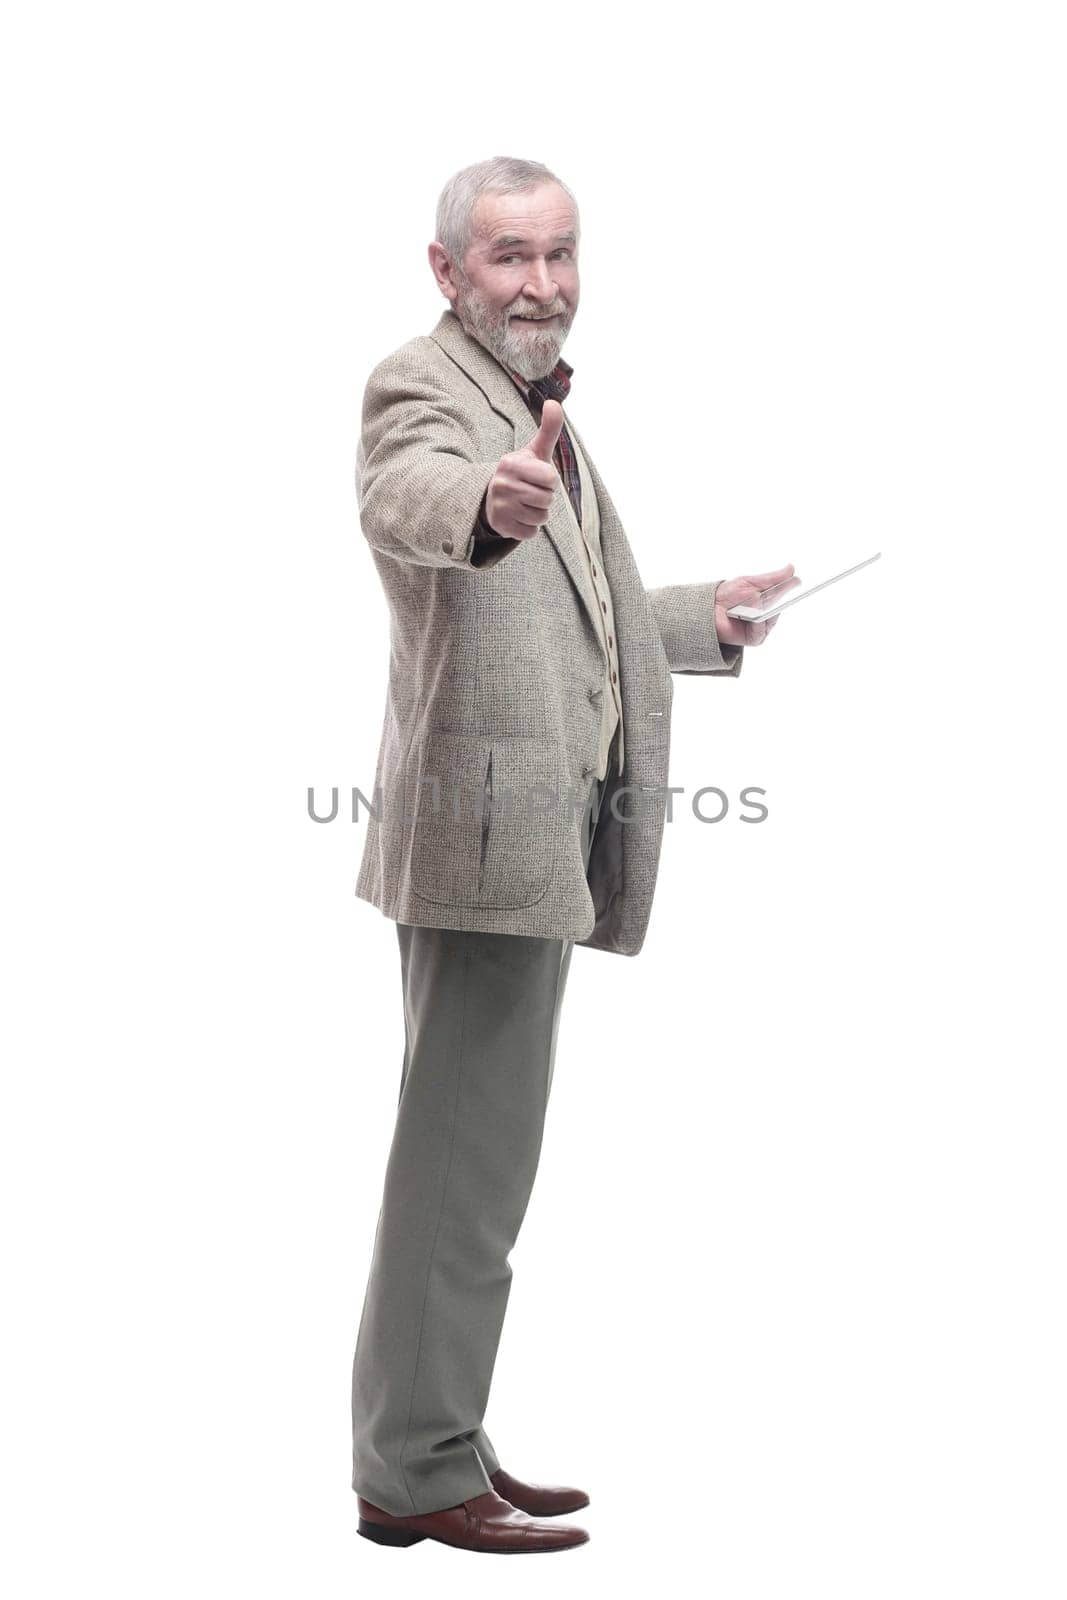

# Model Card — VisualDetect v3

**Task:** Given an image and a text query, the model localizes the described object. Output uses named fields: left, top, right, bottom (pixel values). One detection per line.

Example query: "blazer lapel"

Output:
left=428, top=311, right=604, bottom=641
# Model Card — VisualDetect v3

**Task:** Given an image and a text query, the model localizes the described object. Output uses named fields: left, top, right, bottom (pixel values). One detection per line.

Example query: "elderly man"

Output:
left=350, top=156, right=793, bottom=1556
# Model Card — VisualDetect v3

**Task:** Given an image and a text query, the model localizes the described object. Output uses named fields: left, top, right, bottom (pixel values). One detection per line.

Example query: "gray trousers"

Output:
left=351, top=762, right=611, bottom=1516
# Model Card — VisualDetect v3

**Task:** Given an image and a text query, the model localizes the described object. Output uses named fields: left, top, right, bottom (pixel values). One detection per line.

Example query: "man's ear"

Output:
left=428, top=242, right=459, bottom=305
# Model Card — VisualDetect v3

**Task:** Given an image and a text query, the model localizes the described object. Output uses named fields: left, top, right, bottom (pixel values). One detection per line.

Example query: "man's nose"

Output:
left=522, top=259, right=557, bottom=302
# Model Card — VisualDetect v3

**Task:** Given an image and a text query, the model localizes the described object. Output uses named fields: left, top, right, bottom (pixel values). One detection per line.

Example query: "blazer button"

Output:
left=441, top=539, right=453, bottom=555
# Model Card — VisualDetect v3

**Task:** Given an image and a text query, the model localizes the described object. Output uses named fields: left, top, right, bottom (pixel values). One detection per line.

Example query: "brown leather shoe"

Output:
left=489, top=1465, right=591, bottom=1516
left=357, top=1487, right=589, bottom=1554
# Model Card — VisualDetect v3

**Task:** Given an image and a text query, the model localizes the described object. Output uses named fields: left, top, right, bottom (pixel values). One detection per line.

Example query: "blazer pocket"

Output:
left=409, top=729, right=561, bottom=910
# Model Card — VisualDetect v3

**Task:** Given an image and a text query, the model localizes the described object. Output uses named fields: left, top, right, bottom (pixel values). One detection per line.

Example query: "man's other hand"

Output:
left=484, top=399, right=565, bottom=541
left=714, top=564, right=800, bottom=646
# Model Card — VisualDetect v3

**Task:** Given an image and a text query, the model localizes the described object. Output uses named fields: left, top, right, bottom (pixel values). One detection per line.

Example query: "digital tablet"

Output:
left=725, top=552, right=882, bottom=623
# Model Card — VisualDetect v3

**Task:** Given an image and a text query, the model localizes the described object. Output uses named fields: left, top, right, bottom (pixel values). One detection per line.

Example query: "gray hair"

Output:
left=434, top=156, right=580, bottom=268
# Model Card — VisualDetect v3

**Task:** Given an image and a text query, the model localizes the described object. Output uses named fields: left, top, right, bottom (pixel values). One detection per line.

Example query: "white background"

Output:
left=2, top=2, right=1064, bottom=1595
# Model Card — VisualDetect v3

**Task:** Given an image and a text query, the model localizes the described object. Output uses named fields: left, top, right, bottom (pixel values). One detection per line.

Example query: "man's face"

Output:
left=449, top=183, right=580, bottom=380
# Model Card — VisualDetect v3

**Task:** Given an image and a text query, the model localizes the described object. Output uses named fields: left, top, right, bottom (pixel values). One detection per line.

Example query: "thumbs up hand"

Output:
left=484, top=399, right=564, bottom=541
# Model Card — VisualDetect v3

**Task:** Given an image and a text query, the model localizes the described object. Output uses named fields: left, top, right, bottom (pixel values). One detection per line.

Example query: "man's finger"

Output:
left=759, top=573, right=802, bottom=600
left=513, top=458, right=559, bottom=491
left=528, top=399, right=564, bottom=463
left=744, top=563, right=795, bottom=588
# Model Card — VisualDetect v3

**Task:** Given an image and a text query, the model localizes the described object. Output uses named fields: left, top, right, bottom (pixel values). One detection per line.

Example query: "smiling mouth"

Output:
left=512, top=313, right=559, bottom=322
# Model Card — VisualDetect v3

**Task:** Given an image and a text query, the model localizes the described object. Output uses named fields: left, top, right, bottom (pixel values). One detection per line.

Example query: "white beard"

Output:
left=454, top=279, right=574, bottom=380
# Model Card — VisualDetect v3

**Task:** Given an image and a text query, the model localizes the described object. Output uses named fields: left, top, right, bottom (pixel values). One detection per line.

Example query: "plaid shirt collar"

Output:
left=505, top=357, right=574, bottom=407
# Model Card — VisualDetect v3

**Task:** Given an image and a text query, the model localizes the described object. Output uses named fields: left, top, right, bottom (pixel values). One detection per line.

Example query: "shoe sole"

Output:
left=357, top=1518, right=588, bottom=1553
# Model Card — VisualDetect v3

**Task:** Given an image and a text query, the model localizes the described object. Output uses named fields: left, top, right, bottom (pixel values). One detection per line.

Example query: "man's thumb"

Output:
left=528, top=398, right=564, bottom=462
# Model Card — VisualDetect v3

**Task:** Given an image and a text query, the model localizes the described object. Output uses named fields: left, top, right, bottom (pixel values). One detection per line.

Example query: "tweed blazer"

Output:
left=354, top=309, right=743, bottom=957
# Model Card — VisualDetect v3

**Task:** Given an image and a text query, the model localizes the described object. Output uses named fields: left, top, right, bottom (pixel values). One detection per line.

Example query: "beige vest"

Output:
left=560, top=423, right=624, bottom=780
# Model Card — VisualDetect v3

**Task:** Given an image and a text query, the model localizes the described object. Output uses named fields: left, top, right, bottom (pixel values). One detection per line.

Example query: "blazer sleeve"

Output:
left=357, top=347, right=522, bottom=572
left=646, top=581, right=744, bottom=676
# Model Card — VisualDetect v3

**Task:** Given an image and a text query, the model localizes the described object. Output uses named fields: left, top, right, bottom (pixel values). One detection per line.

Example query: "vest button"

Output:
left=441, top=539, right=453, bottom=555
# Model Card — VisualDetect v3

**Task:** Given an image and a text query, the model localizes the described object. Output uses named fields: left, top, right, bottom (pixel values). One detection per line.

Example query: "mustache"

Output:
left=506, top=301, right=569, bottom=321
